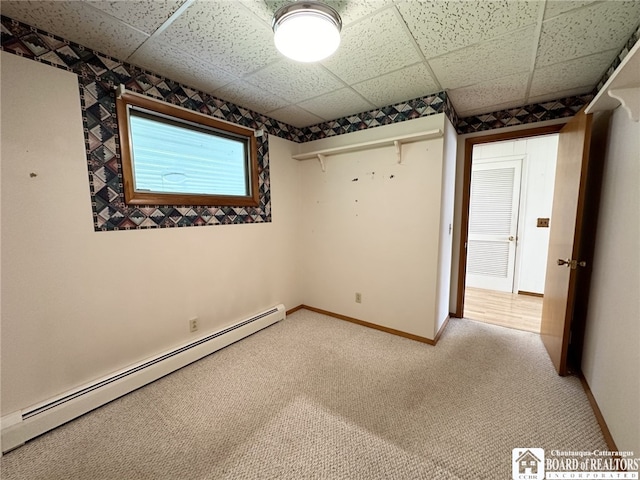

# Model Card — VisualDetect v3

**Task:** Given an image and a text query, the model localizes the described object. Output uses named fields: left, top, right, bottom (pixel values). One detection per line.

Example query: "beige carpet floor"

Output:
left=0, top=310, right=606, bottom=479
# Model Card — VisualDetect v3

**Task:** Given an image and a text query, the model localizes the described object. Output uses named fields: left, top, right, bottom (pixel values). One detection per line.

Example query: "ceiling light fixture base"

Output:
left=272, top=1, right=342, bottom=63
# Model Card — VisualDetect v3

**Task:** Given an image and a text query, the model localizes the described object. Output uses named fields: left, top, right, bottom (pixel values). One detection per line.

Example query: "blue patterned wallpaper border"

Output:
left=596, top=24, right=640, bottom=92
left=1, top=15, right=305, bottom=231
left=299, top=25, right=639, bottom=137
left=297, top=91, right=457, bottom=142
left=455, top=93, right=595, bottom=134
left=451, top=23, right=639, bottom=135
left=2, top=15, right=639, bottom=229
left=0, top=14, right=459, bottom=231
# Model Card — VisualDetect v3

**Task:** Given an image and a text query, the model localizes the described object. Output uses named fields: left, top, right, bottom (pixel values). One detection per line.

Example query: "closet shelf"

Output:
left=292, top=129, right=443, bottom=167
left=586, top=40, right=640, bottom=122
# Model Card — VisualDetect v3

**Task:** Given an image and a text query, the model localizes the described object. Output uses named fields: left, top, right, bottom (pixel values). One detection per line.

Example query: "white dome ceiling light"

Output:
left=272, top=1, right=342, bottom=63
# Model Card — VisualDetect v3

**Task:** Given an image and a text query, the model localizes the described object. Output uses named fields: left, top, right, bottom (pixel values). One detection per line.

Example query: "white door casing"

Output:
left=466, top=156, right=523, bottom=292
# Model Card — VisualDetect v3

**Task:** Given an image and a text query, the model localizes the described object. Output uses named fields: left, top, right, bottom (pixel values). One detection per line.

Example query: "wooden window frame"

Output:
left=116, top=92, right=260, bottom=207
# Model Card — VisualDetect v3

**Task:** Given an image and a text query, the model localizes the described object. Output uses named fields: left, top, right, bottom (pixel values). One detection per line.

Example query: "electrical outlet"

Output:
left=189, top=318, right=198, bottom=333
left=355, top=292, right=362, bottom=303
left=537, top=217, right=550, bottom=228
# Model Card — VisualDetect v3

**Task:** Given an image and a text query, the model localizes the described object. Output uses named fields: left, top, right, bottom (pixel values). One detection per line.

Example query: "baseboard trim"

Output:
left=286, top=305, right=305, bottom=316
left=518, top=290, right=544, bottom=298
left=299, top=305, right=439, bottom=345
left=434, top=315, right=451, bottom=344
left=578, top=373, right=618, bottom=452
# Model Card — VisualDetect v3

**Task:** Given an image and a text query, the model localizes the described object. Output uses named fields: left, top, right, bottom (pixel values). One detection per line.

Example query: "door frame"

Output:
left=454, top=124, right=565, bottom=318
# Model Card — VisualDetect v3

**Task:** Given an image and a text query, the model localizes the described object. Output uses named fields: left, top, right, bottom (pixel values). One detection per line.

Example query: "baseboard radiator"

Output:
left=1, top=304, right=285, bottom=453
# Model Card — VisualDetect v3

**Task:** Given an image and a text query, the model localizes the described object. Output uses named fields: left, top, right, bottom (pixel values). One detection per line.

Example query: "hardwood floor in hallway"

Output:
left=464, top=287, right=543, bottom=333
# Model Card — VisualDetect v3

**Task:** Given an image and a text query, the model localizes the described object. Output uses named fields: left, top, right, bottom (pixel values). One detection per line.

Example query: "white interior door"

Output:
left=466, top=158, right=523, bottom=292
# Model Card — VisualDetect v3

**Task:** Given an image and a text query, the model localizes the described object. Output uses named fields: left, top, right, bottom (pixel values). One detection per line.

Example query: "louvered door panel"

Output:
left=469, top=168, right=515, bottom=236
left=467, top=241, right=510, bottom=277
left=466, top=158, right=522, bottom=292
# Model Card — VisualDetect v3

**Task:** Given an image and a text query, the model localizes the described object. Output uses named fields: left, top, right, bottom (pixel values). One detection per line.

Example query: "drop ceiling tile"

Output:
left=353, top=63, right=439, bottom=107
left=4, top=0, right=632, bottom=129
left=155, top=0, right=280, bottom=78
left=297, top=88, right=375, bottom=121
left=543, top=1, right=597, bottom=20
left=214, top=80, right=290, bottom=114
left=245, top=60, right=343, bottom=104
left=235, top=0, right=285, bottom=26
left=448, top=72, right=530, bottom=117
left=322, top=8, right=421, bottom=85
left=0, top=1, right=149, bottom=59
left=83, top=0, right=186, bottom=35
left=530, top=50, right=617, bottom=98
left=528, top=86, right=594, bottom=105
left=536, top=1, right=640, bottom=67
left=430, top=26, right=536, bottom=90
left=266, top=105, right=325, bottom=128
left=239, top=0, right=394, bottom=27
left=328, top=0, right=396, bottom=26
left=129, top=39, right=237, bottom=94
left=398, top=0, right=540, bottom=59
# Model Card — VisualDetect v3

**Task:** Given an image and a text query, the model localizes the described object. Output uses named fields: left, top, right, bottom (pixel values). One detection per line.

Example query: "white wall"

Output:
left=0, top=52, right=302, bottom=415
left=471, top=134, right=558, bottom=294
left=436, top=116, right=457, bottom=329
left=298, top=115, right=449, bottom=339
left=582, top=107, right=640, bottom=454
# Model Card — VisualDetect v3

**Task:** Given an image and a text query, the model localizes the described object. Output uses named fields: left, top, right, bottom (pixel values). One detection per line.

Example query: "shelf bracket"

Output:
left=317, top=153, right=326, bottom=172
left=608, top=87, right=640, bottom=122
left=394, top=140, right=402, bottom=164
left=115, top=83, right=126, bottom=99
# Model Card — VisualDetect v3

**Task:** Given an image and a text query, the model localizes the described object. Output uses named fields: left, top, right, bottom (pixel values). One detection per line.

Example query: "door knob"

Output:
left=509, top=236, right=515, bottom=241
left=557, top=259, right=587, bottom=269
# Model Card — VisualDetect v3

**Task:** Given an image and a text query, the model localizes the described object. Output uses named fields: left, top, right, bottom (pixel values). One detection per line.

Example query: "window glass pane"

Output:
left=129, top=111, right=248, bottom=196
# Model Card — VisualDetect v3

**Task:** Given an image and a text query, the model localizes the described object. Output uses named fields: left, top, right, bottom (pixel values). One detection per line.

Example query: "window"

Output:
left=116, top=91, right=259, bottom=207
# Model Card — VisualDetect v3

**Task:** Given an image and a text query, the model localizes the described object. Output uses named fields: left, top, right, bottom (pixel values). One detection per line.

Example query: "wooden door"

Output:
left=466, top=158, right=523, bottom=292
left=540, top=110, right=593, bottom=376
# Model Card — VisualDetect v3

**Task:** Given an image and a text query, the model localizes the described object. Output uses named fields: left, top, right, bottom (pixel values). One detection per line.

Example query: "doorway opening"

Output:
left=457, top=113, right=599, bottom=376
left=463, top=287, right=544, bottom=333
left=457, top=125, right=564, bottom=334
